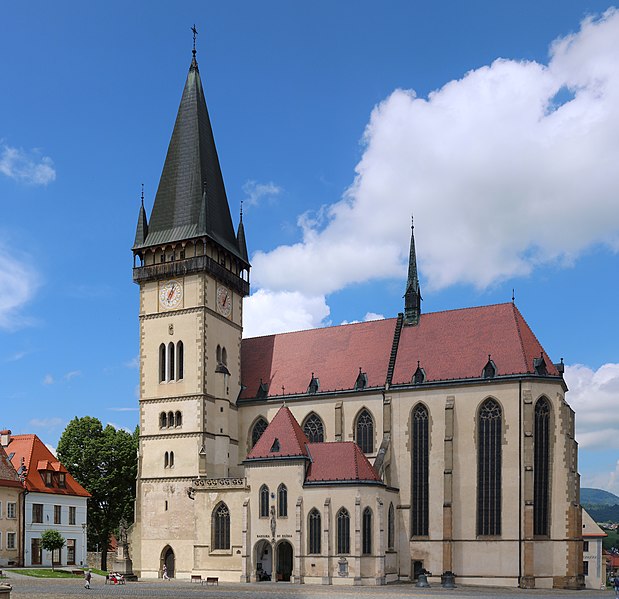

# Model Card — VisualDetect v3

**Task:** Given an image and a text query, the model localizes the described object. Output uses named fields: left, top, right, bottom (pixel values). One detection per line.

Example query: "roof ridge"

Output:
left=510, top=303, right=533, bottom=373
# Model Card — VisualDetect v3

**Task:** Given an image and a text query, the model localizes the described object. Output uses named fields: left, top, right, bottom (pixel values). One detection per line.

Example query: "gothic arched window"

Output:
left=175, top=411, right=182, bottom=427
left=362, top=507, right=372, bottom=555
left=212, top=502, right=230, bottom=550
left=167, top=411, right=174, bottom=428
left=259, top=484, right=269, bottom=518
left=168, top=342, right=175, bottom=381
left=477, top=398, right=502, bottom=536
left=356, top=409, right=374, bottom=454
left=176, top=341, right=184, bottom=380
left=534, top=397, right=551, bottom=536
left=308, top=509, right=321, bottom=554
left=159, top=344, right=166, bottom=382
left=337, top=508, right=350, bottom=554
left=164, top=451, right=169, bottom=468
left=388, top=502, right=395, bottom=550
left=411, top=403, right=429, bottom=536
left=159, top=412, right=167, bottom=428
left=251, top=418, right=268, bottom=448
left=169, top=451, right=174, bottom=468
left=278, top=484, right=288, bottom=518
left=221, top=347, right=227, bottom=366
left=303, top=413, right=324, bottom=443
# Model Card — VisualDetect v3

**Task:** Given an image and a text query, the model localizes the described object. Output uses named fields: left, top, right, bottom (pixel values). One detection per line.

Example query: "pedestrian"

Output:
left=613, top=575, right=619, bottom=597
left=163, top=564, right=170, bottom=580
left=84, top=569, right=92, bottom=589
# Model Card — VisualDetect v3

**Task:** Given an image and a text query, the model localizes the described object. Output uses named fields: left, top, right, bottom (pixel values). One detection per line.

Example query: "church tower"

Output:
left=403, top=217, right=421, bottom=325
left=130, top=40, right=250, bottom=575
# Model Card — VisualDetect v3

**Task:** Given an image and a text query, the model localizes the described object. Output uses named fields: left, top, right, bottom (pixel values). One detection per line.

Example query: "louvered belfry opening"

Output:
left=411, top=404, right=429, bottom=536
left=534, top=397, right=551, bottom=536
left=477, top=398, right=502, bottom=536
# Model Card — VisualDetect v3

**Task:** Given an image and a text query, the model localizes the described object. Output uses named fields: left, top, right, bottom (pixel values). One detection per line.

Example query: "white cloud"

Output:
left=64, top=370, right=81, bottom=381
left=566, top=363, right=619, bottom=450
left=45, top=444, right=57, bottom=457
left=242, top=180, right=281, bottom=207
left=248, top=8, right=619, bottom=326
left=42, top=374, right=54, bottom=385
left=364, top=312, right=385, bottom=322
left=0, top=245, right=39, bottom=330
left=125, top=356, right=139, bottom=369
left=581, top=460, right=619, bottom=497
left=29, top=417, right=63, bottom=429
left=108, top=407, right=139, bottom=412
left=243, top=289, right=330, bottom=337
left=0, top=144, right=56, bottom=185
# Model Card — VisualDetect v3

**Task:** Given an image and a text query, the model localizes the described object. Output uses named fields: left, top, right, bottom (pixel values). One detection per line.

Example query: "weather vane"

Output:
left=191, top=24, right=198, bottom=57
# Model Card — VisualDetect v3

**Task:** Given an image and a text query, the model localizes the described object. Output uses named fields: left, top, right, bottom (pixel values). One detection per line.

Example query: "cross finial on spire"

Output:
left=240, top=200, right=243, bottom=222
left=191, top=24, right=198, bottom=57
left=141, top=183, right=144, bottom=207
left=512, top=288, right=515, bottom=303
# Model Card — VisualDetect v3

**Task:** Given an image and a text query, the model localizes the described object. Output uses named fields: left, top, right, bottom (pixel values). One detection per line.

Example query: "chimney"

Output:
left=0, top=429, right=11, bottom=447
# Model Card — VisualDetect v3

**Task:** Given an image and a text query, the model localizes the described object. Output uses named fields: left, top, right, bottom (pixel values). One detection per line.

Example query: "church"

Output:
left=128, top=44, right=584, bottom=589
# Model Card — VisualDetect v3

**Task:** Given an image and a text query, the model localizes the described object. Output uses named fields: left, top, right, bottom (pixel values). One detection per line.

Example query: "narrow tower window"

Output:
left=308, top=509, right=321, bottom=554
left=168, top=411, right=175, bottom=427
left=477, top=398, right=502, bottom=536
left=534, top=397, right=551, bottom=536
left=176, top=341, right=184, bottom=380
left=175, top=411, right=182, bottom=427
left=411, top=404, right=429, bottom=536
left=168, top=342, right=175, bottom=381
left=356, top=409, right=374, bottom=454
left=303, top=413, right=325, bottom=443
left=159, top=344, right=166, bottom=382
left=169, top=451, right=174, bottom=468
left=159, top=412, right=167, bottom=428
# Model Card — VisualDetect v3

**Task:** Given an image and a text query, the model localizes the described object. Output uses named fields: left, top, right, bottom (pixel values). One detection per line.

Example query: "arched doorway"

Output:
left=161, top=545, right=175, bottom=578
left=276, top=540, right=293, bottom=582
left=254, top=540, right=272, bottom=581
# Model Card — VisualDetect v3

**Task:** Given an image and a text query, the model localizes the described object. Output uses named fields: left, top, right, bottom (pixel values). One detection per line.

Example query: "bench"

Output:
left=72, top=570, right=84, bottom=576
left=202, top=576, right=219, bottom=586
left=191, top=574, right=202, bottom=583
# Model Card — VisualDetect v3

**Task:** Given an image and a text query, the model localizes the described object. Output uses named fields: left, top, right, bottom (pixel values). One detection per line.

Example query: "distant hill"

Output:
left=581, top=488, right=619, bottom=506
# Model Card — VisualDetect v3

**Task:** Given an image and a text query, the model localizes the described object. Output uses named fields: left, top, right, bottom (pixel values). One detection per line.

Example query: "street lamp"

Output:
left=81, top=523, right=87, bottom=566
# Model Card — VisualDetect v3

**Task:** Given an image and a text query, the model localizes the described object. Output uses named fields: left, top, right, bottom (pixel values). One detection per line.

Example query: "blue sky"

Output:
left=1, top=2, right=618, bottom=495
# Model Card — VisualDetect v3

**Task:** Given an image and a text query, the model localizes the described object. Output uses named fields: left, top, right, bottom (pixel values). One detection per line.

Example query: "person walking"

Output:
left=163, top=564, right=170, bottom=580
left=84, top=569, right=92, bottom=589
left=613, top=575, right=619, bottom=597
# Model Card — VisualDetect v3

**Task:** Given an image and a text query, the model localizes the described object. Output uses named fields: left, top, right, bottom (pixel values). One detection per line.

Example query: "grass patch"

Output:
left=6, top=569, right=82, bottom=578
left=90, top=569, right=107, bottom=577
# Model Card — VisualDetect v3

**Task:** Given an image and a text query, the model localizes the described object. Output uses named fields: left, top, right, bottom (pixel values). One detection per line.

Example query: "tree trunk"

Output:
left=101, top=547, right=108, bottom=572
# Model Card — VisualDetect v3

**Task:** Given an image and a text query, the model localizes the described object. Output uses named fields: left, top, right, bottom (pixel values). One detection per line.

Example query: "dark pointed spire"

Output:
left=133, top=184, right=149, bottom=247
left=236, top=201, right=249, bottom=262
left=403, top=215, right=422, bottom=326
left=138, top=42, right=246, bottom=264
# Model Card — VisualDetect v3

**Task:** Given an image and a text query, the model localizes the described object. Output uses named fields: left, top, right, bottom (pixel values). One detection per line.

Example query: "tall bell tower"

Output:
left=130, top=38, right=250, bottom=575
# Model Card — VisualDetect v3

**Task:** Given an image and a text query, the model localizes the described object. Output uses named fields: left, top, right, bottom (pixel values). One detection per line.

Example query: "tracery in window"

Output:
left=212, top=502, right=230, bottom=550
left=356, top=409, right=374, bottom=454
left=251, top=418, right=268, bottom=448
left=303, top=413, right=324, bottom=443
left=337, top=508, right=350, bottom=554
left=534, top=397, right=551, bottom=536
left=362, top=507, right=372, bottom=555
left=411, top=403, right=429, bottom=536
left=278, top=484, right=288, bottom=518
left=259, top=484, right=269, bottom=518
left=308, top=509, right=321, bottom=554
left=477, top=398, right=502, bottom=536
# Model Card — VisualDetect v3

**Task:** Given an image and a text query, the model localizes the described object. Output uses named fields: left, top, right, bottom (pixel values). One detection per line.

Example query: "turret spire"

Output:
left=404, top=215, right=422, bottom=326
left=133, top=184, right=149, bottom=247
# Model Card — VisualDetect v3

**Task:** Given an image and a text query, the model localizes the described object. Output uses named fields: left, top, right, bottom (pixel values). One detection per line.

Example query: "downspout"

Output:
left=21, top=489, right=29, bottom=567
left=518, top=379, right=522, bottom=586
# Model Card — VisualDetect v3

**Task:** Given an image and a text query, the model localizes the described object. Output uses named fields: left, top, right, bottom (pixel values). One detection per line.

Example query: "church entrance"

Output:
left=161, top=545, right=175, bottom=578
left=275, top=540, right=293, bottom=582
left=254, top=540, right=272, bottom=581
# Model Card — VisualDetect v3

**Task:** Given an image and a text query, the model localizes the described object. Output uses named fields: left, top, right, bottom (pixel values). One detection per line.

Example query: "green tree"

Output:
left=57, top=416, right=138, bottom=571
left=40, top=529, right=65, bottom=571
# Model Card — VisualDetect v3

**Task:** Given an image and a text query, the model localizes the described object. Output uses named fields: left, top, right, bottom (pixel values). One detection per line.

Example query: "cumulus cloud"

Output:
left=581, top=460, right=619, bottom=497
left=341, top=312, right=386, bottom=325
left=0, top=144, right=56, bottom=185
left=246, top=9, right=619, bottom=333
left=0, top=245, right=39, bottom=330
left=42, top=374, right=54, bottom=385
left=566, top=363, right=619, bottom=450
left=243, top=289, right=330, bottom=337
left=242, top=180, right=281, bottom=207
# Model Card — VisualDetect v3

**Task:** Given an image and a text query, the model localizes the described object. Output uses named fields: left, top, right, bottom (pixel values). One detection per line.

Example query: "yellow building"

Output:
left=128, top=47, right=584, bottom=589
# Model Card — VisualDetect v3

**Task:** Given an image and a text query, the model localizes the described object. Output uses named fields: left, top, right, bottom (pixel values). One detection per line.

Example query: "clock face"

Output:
left=216, top=284, right=232, bottom=317
left=159, top=280, right=183, bottom=309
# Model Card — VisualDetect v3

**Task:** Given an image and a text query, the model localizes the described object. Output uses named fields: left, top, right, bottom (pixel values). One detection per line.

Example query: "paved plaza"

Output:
left=0, top=572, right=614, bottom=599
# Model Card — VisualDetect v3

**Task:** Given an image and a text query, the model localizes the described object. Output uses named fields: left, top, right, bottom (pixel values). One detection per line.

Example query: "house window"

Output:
left=7, top=502, right=16, bottom=519
left=303, top=413, right=324, bottom=443
left=362, top=507, right=372, bottom=555
left=534, top=397, right=551, bottom=536
left=159, top=343, right=166, bottom=382
left=251, top=418, right=268, bottom=448
left=44, top=471, right=53, bottom=487
left=356, top=409, right=374, bottom=453
left=177, top=341, right=184, bottom=380
left=54, top=505, right=62, bottom=524
left=259, top=485, right=269, bottom=518
left=583, top=561, right=589, bottom=576
left=337, top=508, right=350, bottom=554
left=583, top=541, right=589, bottom=552
left=411, top=403, right=429, bottom=536
left=31, top=538, right=42, bottom=564
left=277, top=484, right=287, bottom=518
left=69, top=506, right=76, bottom=525
left=7, top=532, right=16, bottom=550
left=58, top=473, right=66, bottom=488
left=32, top=503, right=43, bottom=523
left=212, top=502, right=230, bottom=550
left=477, top=398, right=502, bottom=536
left=308, top=509, right=321, bottom=554
left=67, top=539, right=76, bottom=564
left=388, top=502, right=395, bottom=550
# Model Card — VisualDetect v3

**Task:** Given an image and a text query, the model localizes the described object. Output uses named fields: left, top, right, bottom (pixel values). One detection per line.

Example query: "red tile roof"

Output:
left=246, top=406, right=310, bottom=459
left=306, top=442, right=381, bottom=484
left=240, top=318, right=397, bottom=400
left=239, top=303, right=558, bottom=400
left=0, top=445, right=22, bottom=489
left=7, top=434, right=90, bottom=498
left=392, top=303, right=558, bottom=384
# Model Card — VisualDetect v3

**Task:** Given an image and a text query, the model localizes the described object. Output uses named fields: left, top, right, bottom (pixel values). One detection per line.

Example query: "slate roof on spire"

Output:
left=133, top=198, right=149, bottom=247
left=246, top=406, right=309, bottom=460
left=135, top=54, right=245, bottom=263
